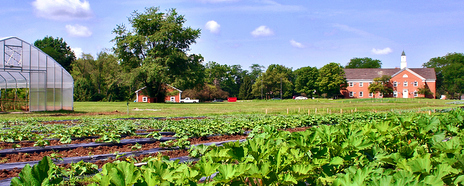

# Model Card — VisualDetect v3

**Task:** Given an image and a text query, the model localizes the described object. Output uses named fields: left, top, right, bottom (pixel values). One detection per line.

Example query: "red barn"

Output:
left=341, top=51, right=436, bottom=99
left=135, top=84, right=182, bottom=103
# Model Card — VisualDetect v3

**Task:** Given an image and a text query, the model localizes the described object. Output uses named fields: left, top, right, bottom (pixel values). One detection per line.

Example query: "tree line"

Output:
left=33, top=7, right=464, bottom=101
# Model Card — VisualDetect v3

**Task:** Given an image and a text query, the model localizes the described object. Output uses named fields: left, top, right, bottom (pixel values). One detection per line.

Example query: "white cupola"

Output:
left=401, top=51, right=407, bottom=69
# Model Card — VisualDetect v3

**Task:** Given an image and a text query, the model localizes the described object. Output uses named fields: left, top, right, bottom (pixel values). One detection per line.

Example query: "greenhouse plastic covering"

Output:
left=0, top=37, right=73, bottom=111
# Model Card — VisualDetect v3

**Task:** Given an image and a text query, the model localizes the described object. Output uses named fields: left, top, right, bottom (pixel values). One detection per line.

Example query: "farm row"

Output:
left=2, top=109, right=464, bottom=185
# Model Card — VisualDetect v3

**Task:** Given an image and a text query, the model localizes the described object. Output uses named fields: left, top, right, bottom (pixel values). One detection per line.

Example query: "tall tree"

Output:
left=317, top=62, right=347, bottom=98
left=238, top=75, right=253, bottom=100
left=34, top=36, right=76, bottom=71
left=112, top=7, right=204, bottom=102
left=251, top=64, right=294, bottom=99
left=249, top=64, right=264, bottom=83
left=346, top=57, right=382, bottom=68
left=294, top=66, right=319, bottom=97
left=368, top=75, right=393, bottom=98
left=423, top=52, right=464, bottom=99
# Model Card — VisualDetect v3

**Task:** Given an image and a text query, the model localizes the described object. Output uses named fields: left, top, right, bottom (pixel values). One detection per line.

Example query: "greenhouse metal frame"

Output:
left=0, top=37, right=73, bottom=111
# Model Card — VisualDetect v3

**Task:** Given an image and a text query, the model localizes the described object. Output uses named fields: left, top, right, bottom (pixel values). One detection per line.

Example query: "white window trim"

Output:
left=379, top=92, right=383, bottom=97
left=393, top=91, right=397, bottom=97
left=349, top=91, right=354, bottom=97
left=414, top=91, right=418, bottom=97
left=349, top=82, right=353, bottom=87
left=359, top=82, right=363, bottom=87
left=142, top=97, right=148, bottom=102
left=359, top=91, right=363, bottom=97
left=393, top=81, right=397, bottom=87
left=413, top=81, right=418, bottom=87
left=404, top=81, right=408, bottom=87
left=369, top=92, right=373, bottom=97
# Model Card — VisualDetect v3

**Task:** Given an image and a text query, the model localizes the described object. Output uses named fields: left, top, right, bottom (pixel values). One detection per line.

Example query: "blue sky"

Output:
left=2, top=0, right=463, bottom=70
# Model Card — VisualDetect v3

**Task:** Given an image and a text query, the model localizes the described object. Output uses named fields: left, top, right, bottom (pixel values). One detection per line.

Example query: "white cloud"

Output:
left=32, top=0, right=92, bottom=20
left=71, top=47, right=83, bottom=58
left=290, top=39, right=304, bottom=48
left=66, top=24, right=92, bottom=37
left=371, top=47, right=392, bottom=55
left=205, top=20, right=220, bottom=34
left=251, top=26, right=274, bottom=37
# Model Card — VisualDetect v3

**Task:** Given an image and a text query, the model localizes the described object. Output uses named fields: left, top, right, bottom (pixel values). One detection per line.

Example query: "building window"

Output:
left=413, top=81, right=418, bottom=87
left=349, top=82, right=353, bottom=87
left=359, top=82, right=363, bottom=87
left=369, top=92, right=373, bottom=97
left=369, top=82, right=372, bottom=85
left=393, top=91, right=397, bottom=97
left=414, top=91, right=418, bottom=97
left=142, top=97, right=148, bottom=102
left=393, top=81, right=397, bottom=87
left=379, top=93, right=383, bottom=97
left=359, top=91, right=363, bottom=97
left=404, top=81, right=408, bottom=87
left=349, top=92, right=354, bottom=97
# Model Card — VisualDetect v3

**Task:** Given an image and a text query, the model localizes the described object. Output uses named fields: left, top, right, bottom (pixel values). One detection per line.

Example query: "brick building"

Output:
left=135, top=84, right=182, bottom=103
left=341, top=51, right=436, bottom=98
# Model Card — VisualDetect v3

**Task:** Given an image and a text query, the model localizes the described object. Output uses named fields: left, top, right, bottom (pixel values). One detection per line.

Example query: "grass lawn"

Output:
left=1, top=98, right=461, bottom=121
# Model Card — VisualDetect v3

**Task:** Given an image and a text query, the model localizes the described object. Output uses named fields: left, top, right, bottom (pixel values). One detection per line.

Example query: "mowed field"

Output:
left=1, top=98, right=460, bottom=120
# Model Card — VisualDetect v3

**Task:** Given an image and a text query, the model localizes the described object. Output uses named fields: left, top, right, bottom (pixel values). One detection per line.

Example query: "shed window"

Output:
left=142, top=97, right=148, bottom=102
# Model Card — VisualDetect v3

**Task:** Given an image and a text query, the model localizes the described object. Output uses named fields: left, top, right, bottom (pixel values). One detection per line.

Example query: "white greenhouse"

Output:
left=0, top=37, right=73, bottom=111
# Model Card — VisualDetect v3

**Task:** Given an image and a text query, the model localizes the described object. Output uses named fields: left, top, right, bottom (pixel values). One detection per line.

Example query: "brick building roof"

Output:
left=343, top=68, right=436, bottom=81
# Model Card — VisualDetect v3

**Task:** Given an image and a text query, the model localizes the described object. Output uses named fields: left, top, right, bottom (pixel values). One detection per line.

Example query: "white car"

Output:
left=180, top=97, right=199, bottom=103
left=294, top=96, right=308, bottom=100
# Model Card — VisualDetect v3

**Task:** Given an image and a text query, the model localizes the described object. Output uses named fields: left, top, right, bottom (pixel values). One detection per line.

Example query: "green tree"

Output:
left=346, top=57, right=382, bottom=68
left=368, top=75, right=393, bottom=98
left=34, top=36, right=76, bottom=71
left=294, top=66, right=319, bottom=97
left=251, top=64, right=294, bottom=99
left=238, top=75, right=253, bottom=100
left=316, top=63, right=346, bottom=98
left=417, top=84, right=434, bottom=98
left=423, top=52, right=464, bottom=99
left=249, top=64, right=264, bottom=83
left=112, top=7, right=204, bottom=102
left=71, top=52, right=130, bottom=101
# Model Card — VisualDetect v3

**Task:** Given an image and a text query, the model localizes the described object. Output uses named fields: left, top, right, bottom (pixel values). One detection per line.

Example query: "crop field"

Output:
left=0, top=98, right=458, bottom=120
left=0, top=99, right=463, bottom=185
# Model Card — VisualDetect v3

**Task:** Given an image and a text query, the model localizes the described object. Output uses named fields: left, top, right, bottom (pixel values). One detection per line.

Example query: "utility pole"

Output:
left=280, top=78, right=283, bottom=99
left=261, top=78, right=263, bottom=100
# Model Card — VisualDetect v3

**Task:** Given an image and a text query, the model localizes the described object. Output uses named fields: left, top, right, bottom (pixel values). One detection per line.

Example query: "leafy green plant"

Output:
left=10, top=156, right=63, bottom=185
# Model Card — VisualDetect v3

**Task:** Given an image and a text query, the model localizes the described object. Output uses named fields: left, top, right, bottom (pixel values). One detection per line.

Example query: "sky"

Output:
left=1, top=0, right=463, bottom=70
